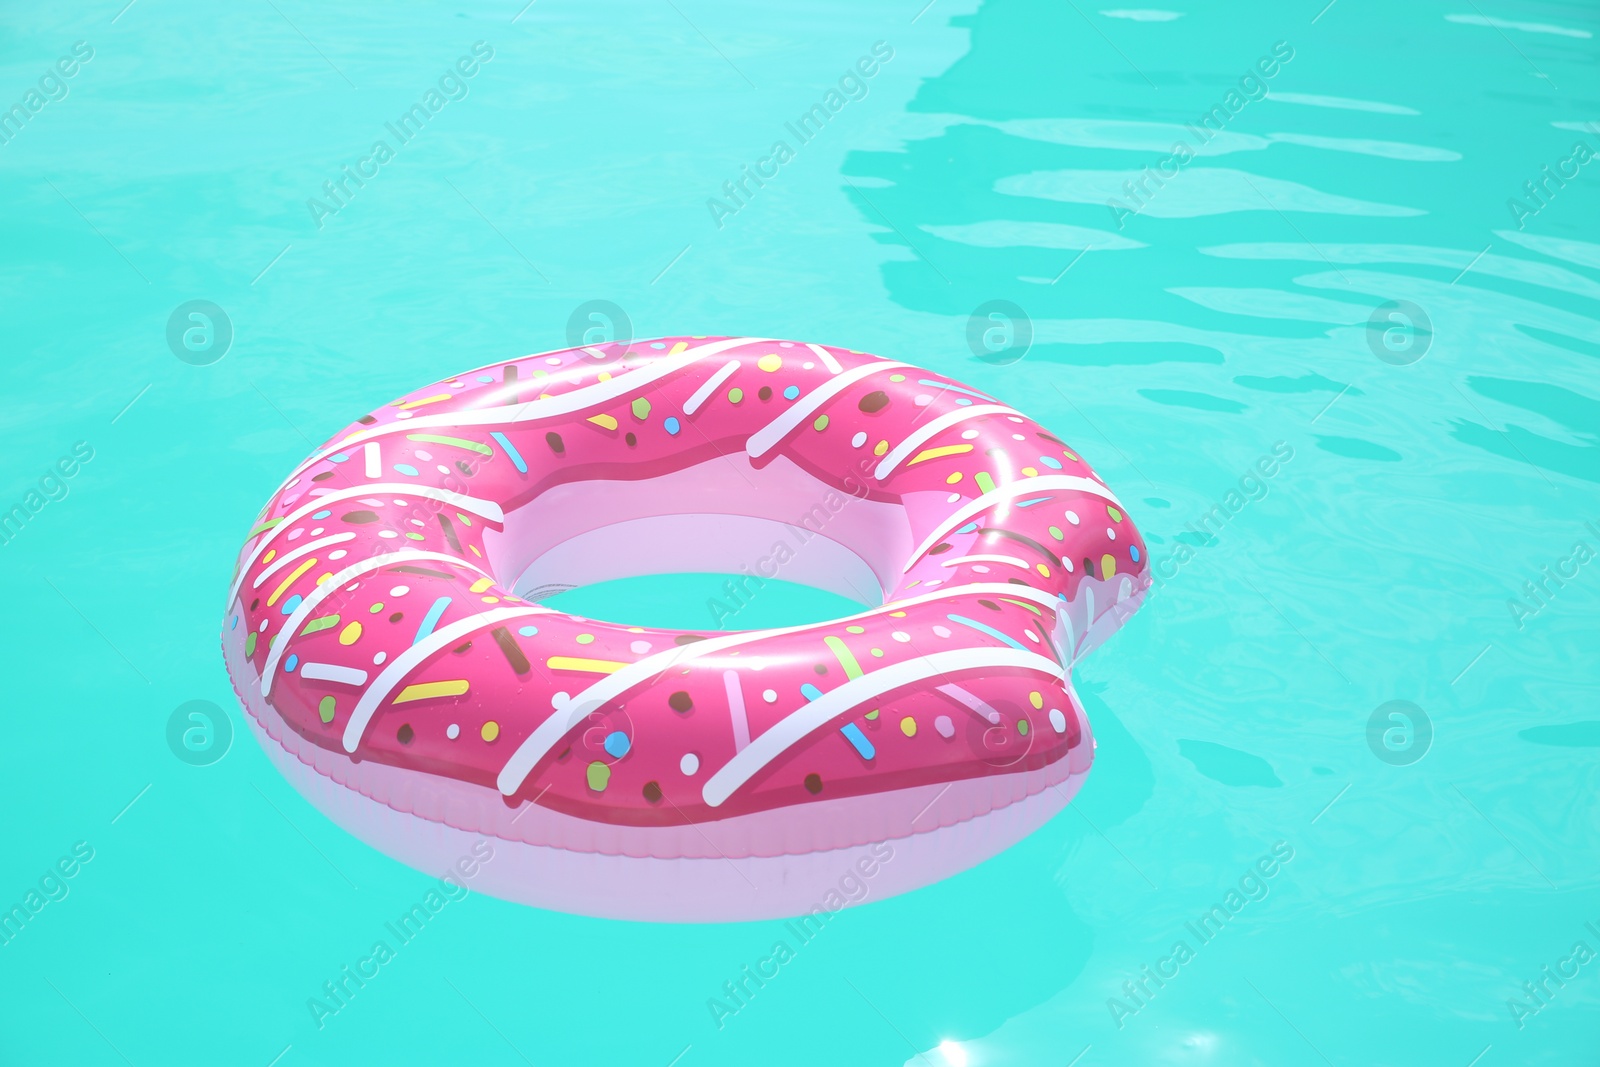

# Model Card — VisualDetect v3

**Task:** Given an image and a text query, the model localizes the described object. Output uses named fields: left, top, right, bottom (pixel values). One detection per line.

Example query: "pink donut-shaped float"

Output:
left=222, top=336, right=1147, bottom=921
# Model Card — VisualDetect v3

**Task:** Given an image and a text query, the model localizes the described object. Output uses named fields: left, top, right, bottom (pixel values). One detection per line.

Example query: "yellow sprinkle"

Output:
left=889, top=611, right=906, bottom=617
left=338, top=621, right=363, bottom=645
left=469, top=577, right=494, bottom=593
left=315, top=572, right=332, bottom=585
left=757, top=353, right=782, bottom=372
left=1029, top=691, right=1044, bottom=709
left=1021, top=466, right=1038, bottom=477
left=874, top=439, right=889, bottom=456
left=481, top=595, right=500, bottom=603
left=909, top=443, right=974, bottom=465
left=394, top=679, right=470, bottom=703
left=1101, top=554, right=1117, bottom=579
left=262, top=550, right=276, bottom=564
left=597, top=371, right=612, bottom=382
left=481, top=720, right=500, bottom=742
left=900, top=717, right=917, bottom=737
left=267, top=558, right=318, bottom=607
left=669, top=341, right=688, bottom=355
left=1035, top=563, right=1051, bottom=577
left=588, top=413, right=619, bottom=430
left=398, top=394, right=452, bottom=409
left=946, top=472, right=963, bottom=484
left=470, top=545, right=482, bottom=557
left=546, top=655, right=628, bottom=673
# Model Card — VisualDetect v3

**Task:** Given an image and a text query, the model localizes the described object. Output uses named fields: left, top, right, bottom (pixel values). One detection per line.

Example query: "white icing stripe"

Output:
left=363, top=441, right=380, bottom=479
left=298, top=662, right=369, bottom=686
left=493, top=580, right=1061, bottom=795
left=906, top=475, right=1124, bottom=566
left=261, top=550, right=493, bottom=698
left=684, top=359, right=740, bottom=415
left=276, top=337, right=771, bottom=490
left=745, top=360, right=910, bottom=459
left=873, top=404, right=1020, bottom=480
left=806, top=343, right=843, bottom=374
left=342, top=605, right=552, bottom=753
left=702, top=648, right=1063, bottom=807
left=226, top=484, right=504, bottom=614
left=936, top=683, right=1002, bottom=724
left=252, top=533, right=357, bottom=589
left=723, top=670, right=751, bottom=751
left=939, top=554, right=1029, bottom=570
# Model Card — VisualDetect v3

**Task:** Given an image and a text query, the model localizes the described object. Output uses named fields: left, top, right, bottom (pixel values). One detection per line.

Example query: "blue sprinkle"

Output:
left=603, top=731, right=631, bottom=758
left=518, top=625, right=539, bottom=637
left=956, top=522, right=980, bottom=534
left=664, top=417, right=681, bottom=435
left=281, top=594, right=303, bottom=614
left=285, top=654, right=299, bottom=672
left=476, top=374, right=495, bottom=383
left=783, top=385, right=800, bottom=400
left=230, top=615, right=238, bottom=630
left=393, top=463, right=419, bottom=476
left=414, top=597, right=451, bottom=644
left=955, top=397, right=972, bottom=406
left=1015, top=496, right=1052, bottom=508
left=947, top=613, right=1028, bottom=653
left=312, top=509, right=332, bottom=519
left=1130, top=545, right=1140, bottom=562
left=1039, top=456, right=1062, bottom=470
left=491, top=431, right=527, bottom=474
left=651, top=342, right=666, bottom=349
left=330, top=452, right=349, bottom=463
left=840, top=723, right=875, bottom=761
left=800, top=683, right=823, bottom=701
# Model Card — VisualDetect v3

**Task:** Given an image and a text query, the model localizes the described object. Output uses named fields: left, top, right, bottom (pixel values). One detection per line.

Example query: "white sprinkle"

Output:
left=310, top=527, right=324, bottom=536
left=437, top=464, right=450, bottom=474
left=802, top=361, right=815, bottom=370
left=630, top=640, right=652, bottom=654
left=447, top=723, right=460, bottom=739
left=379, top=530, right=398, bottom=538
left=396, top=411, right=413, bottom=419
left=762, top=689, right=777, bottom=703
left=1049, top=708, right=1068, bottom=733
left=1065, top=510, right=1080, bottom=525
left=891, top=631, right=911, bottom=642
left=973, top=565, right=991, bottom=573
left=851, top=431, right=867, bottom=448
left=329, top=549, right=348, bottom=560
left=1107, top=527, right=1117, bottom=540
left=373, top=651, right=387, bottom=665
left=390, top=585, right=410, bottom=596
left=553, top=691, right=570, bottom=708
left=961, top=429, right=980, bottom=439
left=680, top=752, right=700, bottom=775
left=415, top=450, right=432, bottom=461
left=1062, top=556, right=1074, bottom=572
left=1012, top=433, right=1025, bottom=441
left=933, top=625, right=952, bottom=638
left=935, top=715, right=955, bottom=738
left=914, top=394, right=932, bottom=406
left=1024, top=629, right=1040, bottom=643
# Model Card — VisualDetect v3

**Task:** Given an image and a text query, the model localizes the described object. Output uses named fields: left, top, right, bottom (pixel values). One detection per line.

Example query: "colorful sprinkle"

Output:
left=482, top=720, right=500, bottom=742
left=603, top=731, right=631, bottom=758
left=900, top=717, right=917, bottom=737
left=586, top=761, right=610, bottom=791
left=338, top=621, right=363, bottom=645
left=840, top=723, right=875, bottom=760
left=318, top=696, right=336, bottom=723
left=664, top=417, right=681, bottom=435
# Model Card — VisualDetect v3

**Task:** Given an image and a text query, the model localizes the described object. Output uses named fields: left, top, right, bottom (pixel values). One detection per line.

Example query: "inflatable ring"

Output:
left=222, top=336, right=1147, bottom=921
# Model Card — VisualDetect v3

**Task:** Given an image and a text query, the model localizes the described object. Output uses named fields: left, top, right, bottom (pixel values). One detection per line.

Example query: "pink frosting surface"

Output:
left=220, top=337, right=1147, bottom=834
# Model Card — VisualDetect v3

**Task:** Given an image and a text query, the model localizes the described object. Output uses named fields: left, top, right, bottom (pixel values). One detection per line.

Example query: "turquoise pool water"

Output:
left=4, top=0, right=1598, bottom=1063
